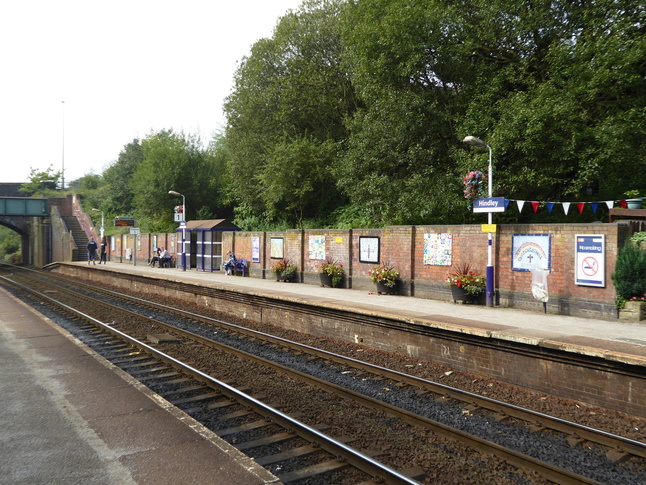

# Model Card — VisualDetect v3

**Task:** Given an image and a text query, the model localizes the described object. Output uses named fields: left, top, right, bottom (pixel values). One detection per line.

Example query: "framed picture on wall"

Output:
left=359, top=236, right=380, bottom=263
left=270, top=237, right=284, bottom=259
left=512, top=234, right=550, bottom=271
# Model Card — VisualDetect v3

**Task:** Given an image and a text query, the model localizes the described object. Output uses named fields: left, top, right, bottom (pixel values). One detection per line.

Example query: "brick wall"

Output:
left=215, top=222, right=645, bottom=320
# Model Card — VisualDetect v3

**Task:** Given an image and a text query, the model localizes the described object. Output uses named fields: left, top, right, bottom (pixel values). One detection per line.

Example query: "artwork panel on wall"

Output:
left=359, top=236, right=379, bottom=263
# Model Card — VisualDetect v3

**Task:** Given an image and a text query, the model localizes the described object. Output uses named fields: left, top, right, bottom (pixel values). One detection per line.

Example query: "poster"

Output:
left=423, top=233, right=452, bottom=266
left=270, top=237, right=284, bottom=259
left=252, top=237, right=260, bottom=263
left=308, top=235, right=326, bottom=260
left=512, top=234, right=550, bottom=271
left=575, top=234, right=605, bottom=287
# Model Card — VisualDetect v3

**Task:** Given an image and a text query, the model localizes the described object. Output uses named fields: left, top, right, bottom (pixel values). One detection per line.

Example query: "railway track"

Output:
left=2, top=265, right=645, bottom=484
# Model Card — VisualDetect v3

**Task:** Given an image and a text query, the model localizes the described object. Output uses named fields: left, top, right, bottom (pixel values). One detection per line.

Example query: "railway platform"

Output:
left=87, top=261, right=646, bottom=366
left=0, top=288, right=278, bottom=484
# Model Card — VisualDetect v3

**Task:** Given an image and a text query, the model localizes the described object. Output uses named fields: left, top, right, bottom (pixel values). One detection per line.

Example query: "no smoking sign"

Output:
left=575, top=235, right=605, bottom=287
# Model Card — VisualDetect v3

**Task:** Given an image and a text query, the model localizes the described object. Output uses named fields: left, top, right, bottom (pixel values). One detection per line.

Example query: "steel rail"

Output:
left=0, top=274, right=421, bottom=485
left=33, top=267, right=645, bottom=462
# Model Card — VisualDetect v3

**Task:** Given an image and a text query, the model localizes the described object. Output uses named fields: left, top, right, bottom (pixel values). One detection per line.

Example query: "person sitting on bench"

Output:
left=159, top=248, right=172, bottom=267
left=223, top=252, right=236, bottom=275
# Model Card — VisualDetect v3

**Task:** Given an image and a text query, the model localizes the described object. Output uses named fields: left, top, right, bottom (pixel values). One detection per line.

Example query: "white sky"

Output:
left=0, top=0, right=304, bottom=184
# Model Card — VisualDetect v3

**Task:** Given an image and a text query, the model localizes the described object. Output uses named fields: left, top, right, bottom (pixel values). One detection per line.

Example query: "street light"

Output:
left=91, top=208, right=104, bottom=238
left=168, top=190, right=186, bottom=271
left=463, top=135, right=495, bottom=307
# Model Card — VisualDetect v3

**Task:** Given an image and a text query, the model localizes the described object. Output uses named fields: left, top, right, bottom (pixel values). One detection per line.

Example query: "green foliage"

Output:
left=0, top=227, right=21, bottom=263
left=630, top=232, right=646, bottom=244
left=69, top=0, right=646, bottom=232
left=19, top=166, right=61, bottom=196
left=611, top=243, right=646, bottom=300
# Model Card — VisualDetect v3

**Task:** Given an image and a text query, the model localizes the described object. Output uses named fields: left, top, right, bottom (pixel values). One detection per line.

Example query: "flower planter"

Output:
left=376, top=280, right=397, bottom=295
left=450, top=286, right=483, bottom=304
left=320, top=272, right=334, bottom=287
left=626, top=199, right=643, bottom=209
left=618, top=301, right=646, bottom=322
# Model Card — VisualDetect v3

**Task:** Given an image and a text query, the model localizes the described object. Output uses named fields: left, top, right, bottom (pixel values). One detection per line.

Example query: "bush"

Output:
left=611, top=243, right=646, bottom=300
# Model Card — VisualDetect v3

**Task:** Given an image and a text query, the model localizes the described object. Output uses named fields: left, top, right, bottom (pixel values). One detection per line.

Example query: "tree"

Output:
left=131, top=130, right=217, bottom=232
left=19, top=165, right=61, bottom=196
left=223, top=0, right=355, bottom=227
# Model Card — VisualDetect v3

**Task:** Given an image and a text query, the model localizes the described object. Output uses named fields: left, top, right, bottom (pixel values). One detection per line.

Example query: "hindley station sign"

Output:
left=473, top=197, right=506, bottom=213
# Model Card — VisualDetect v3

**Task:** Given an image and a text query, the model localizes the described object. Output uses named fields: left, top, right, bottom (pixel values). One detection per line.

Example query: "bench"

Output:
left=160, top=255, right=174, bottom=268
left=224, top=258, right=247, bottom=276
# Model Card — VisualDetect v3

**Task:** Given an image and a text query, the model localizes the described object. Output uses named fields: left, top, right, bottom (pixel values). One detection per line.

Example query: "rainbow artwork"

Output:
left=512, top=235, right=550, bottom=271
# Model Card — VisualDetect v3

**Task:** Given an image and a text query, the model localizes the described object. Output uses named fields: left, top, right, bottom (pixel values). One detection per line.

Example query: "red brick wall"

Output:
left=148, top=222, right=644, bottom=319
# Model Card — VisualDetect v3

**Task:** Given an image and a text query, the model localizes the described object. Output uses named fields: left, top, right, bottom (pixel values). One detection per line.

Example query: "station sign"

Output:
left=473, top=197, right=506, bottom=213
left=129, top=227, right=141, bottom=235
left=575, top=234, right=605, bottom=287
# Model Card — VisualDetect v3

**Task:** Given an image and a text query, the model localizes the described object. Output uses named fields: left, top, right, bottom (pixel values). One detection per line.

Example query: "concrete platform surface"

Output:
left=0, top=288, right=278, bottom=485
left=81, top=261, right=646, bottom=367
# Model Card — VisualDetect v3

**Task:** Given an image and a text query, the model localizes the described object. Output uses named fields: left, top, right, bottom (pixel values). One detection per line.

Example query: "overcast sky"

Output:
left=0, top=0, right=304, bottom=184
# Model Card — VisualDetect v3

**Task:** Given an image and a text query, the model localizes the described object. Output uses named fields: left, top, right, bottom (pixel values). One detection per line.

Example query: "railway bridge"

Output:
left=0, top=184, right=94, bottom=266
left=0, top=196, right=51, bottom=266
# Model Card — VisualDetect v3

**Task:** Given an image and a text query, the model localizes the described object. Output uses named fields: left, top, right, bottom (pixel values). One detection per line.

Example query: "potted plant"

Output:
left=447, top=263, right=486, bottom=303
left=320, top=258, right=344, bottom=287
left=272, top=259, right=288, bottom=281
left=624, top=190, right=643, bottom=209
left=282, top=263, right=298, bottom=282
left=611, top=242, right=646, bottom=320
left=368, top=263, right=399, bottom=295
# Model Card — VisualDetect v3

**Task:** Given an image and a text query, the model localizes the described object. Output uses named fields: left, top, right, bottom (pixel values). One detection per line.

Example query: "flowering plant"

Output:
left=368, top=263, right=399, bottom=288
left=320, top=258, right=344, bottom=287
left=446, top=263, right=486, bottom=296
left=463, top=170, right=486, bottom=208
left=272, top=259, right=289, bottom=274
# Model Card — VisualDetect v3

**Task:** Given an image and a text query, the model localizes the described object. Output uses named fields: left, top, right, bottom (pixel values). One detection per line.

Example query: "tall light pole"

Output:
left=463, top=135, right=494, bottom=307
left=168, top=190, right=186, bottom=271
left=61, top=101, right=65, bottom=190
left=91, top=208, right=104, bottom=238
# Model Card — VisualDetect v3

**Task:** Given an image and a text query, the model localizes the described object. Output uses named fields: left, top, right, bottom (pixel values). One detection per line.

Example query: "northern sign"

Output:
left=575, top=234, right=605, bottom=287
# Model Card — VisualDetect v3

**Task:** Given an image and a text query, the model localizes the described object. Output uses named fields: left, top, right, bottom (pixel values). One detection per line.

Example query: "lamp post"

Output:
left=91, top=208, right=104, bottom=239
left=463, top=135, right=494, bottom=307
left=168, top=190, right=186, bottom=271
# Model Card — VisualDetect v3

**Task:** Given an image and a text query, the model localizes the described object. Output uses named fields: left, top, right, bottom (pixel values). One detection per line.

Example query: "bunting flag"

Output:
left=481, top=197, right=636, bottom=216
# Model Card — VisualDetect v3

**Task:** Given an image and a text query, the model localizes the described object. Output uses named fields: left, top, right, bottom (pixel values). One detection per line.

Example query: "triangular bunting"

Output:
left=591, top=203, right=598, bottom=213
left=546, top=202, right=554, bottom=214
left=516, top=200, right=525, bottom=212
left=531, top=201, right=539, bottom=213
left=504, top=199, right=510, bottom=210
left=577, top=202, right=585, bottom=214
left=562, top=202, right=570, bottom=215
left=605, top=201, right=614, bottom=209
left=620, top=200, right=627, bottom=208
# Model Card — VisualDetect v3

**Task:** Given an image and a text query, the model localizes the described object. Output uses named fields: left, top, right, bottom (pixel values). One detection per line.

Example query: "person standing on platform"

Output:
left=87, top=238, right=98, bottom=265
left=99, top=237, right=107, bottom=264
